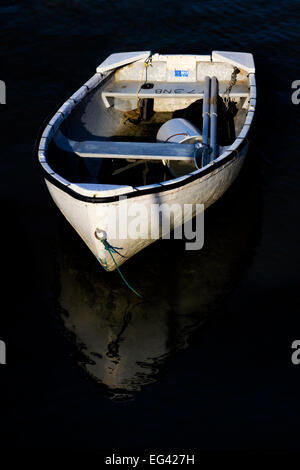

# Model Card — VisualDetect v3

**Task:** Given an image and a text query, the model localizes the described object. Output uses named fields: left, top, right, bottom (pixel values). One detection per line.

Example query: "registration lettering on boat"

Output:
left=155, top=88, right=196, bottom=94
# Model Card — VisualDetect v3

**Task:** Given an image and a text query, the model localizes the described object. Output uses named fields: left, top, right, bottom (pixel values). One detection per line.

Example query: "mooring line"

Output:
left=101, top=238, right=143, bottom=299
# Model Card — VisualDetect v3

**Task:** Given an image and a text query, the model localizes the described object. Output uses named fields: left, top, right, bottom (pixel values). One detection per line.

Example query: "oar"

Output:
left=201, top=76, right=211, bottom=166
left=210, top=76, right=219, bottom=160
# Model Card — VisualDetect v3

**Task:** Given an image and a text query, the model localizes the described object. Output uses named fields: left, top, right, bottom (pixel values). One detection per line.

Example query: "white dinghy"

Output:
left=38, top=50, right=256, bottom=273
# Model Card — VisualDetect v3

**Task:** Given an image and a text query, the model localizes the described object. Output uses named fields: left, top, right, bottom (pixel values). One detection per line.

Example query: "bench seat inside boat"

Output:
left=102, top=80, right=249, bottom=107
left=70, top=140, right=197, bottom=161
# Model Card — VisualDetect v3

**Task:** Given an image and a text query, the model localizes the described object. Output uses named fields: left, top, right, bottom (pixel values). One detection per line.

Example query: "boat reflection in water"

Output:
left=58, top=165, right=260, bottom=400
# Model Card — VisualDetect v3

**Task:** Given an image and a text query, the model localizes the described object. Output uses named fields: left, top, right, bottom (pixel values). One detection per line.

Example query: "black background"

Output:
left=0, top=0, right=300, bottom=450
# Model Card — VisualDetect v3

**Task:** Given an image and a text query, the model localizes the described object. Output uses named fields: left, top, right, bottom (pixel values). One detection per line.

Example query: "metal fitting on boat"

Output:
left=94, top=228, right=107, bottom=241
left=156, top=118, right=202, bottom=144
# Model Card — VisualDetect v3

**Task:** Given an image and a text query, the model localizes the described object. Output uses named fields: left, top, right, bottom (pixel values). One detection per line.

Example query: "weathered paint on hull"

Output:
left=46, top=144, right=248, bottom=271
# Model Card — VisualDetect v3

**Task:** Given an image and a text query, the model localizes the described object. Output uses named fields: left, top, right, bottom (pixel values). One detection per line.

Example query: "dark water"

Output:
left=1, top=0, right=300, bottom=450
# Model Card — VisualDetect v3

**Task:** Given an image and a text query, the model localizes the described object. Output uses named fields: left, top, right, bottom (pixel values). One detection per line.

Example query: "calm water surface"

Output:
left=0, top=0, right=300, bottom=450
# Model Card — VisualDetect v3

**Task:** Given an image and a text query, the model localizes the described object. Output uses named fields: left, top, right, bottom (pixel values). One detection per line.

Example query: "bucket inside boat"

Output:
left=156, top=118, right=202, bottom=176
left=156, top=118, right=202, bottom=144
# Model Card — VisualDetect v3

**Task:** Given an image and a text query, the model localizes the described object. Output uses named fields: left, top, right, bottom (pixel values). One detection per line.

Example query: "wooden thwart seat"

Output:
left=102, top=80, right=249, bottom=107
left=72, top=140, right=197, bottom=161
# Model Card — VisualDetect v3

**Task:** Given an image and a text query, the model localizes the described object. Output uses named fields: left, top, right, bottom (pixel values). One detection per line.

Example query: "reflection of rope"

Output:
left=106, top=308, right=132, bottom=359
left=101, top=239, right=143, bottom=299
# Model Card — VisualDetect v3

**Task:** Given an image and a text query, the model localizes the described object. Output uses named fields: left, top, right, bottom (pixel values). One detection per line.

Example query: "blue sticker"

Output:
left=175, top=70, right=189, bottom=77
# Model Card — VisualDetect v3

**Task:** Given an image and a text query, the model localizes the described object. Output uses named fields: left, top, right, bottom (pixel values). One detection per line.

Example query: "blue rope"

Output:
left=101, top=240, right=143, bottom=299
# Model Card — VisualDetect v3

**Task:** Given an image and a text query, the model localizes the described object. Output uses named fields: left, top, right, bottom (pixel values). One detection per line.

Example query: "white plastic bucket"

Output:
left=156, top=118, right=202, bottom=144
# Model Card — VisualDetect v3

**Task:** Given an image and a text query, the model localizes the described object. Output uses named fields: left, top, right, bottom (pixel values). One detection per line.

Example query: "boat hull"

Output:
left=46, top=143, right=248, bottom=271
left=38, top=51, right=256, bottom=271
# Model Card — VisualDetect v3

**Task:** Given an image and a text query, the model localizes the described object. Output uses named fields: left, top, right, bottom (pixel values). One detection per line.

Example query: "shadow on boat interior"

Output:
left=46, top=74, right=240, bottom=188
